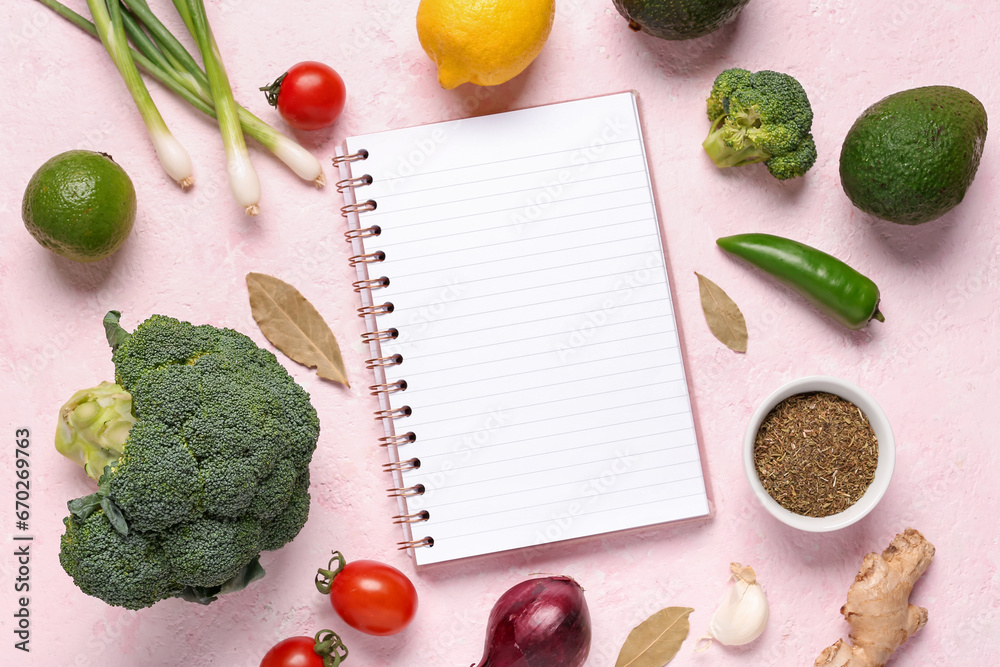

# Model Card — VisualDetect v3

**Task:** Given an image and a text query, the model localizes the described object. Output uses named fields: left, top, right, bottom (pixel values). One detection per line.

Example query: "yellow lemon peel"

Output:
left=417, top=0, right=555, bottom=89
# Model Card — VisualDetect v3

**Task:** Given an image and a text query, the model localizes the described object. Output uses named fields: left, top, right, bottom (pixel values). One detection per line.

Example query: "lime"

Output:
left=22, top=150, right=137, bottom=263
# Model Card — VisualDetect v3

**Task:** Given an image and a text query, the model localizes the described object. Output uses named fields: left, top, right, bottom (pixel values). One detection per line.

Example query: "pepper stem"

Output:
left=315, top=550, right=347, bottom=594
left=872, top=307, right=885, bottom=323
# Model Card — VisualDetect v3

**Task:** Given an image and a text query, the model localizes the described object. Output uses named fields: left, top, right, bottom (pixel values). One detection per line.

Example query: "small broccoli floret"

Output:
left=703, top=68, right=817, bottom=180
left=162, top=516, right=263, bottom=588
left=60, top=510, right=181, bottom=610
left=107, top=420, right=203, bottom=533
left=56, top=311, right=321, bottom=609
left=260, top=471, right=312, bottom=552
left=250, top=460, right=301, bottom=521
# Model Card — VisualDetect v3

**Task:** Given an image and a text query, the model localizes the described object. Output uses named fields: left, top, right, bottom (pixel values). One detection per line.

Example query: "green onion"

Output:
left=122, top=0, right=325, bottom=187
left=85, top=0, right=193, bottom=187
left=35, top=0, right=326, bottom=192
left=175, top=0, right=259, bottom=215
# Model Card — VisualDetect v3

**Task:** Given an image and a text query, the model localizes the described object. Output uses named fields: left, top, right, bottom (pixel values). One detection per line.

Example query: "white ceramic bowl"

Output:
left=743, top=375, right=895, bottom=532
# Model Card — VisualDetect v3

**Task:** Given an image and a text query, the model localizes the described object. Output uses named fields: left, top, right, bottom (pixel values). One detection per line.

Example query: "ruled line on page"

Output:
left=371, top=169, right=646, bottom=217
left=396, top=357, right=683, bottom=403
left=361, top=184, right=652, bottom=222
left=385, top=247, right=658, bottom=299
left=435, top=486, right=707, bottom=528
left=412, top=360, right=678, bottom=409
left=383, top=284, right=670, bottom=330
left=380, top=203, right=654, bottom=260
left=372, top=137, right=642, bottom=183
left=376, top=168, right=646, bottom=212
left=438, top=492, right=708, bottom=542
left=411, top=310, right=673, bottom=348
left=404, top=331, right=672, bottom=379
left=402, top=312, right=673, bottom=359
left=410, top=375, right=684, bottom=428
left=374, top=153, right=644, bottom=202
left=428, top=464, right=704, bottom=512
left=377, top=215, right=653, bottom=254
left=414, top=410, right=692, bottom=454
left=420, top=428, right=696, bottom=469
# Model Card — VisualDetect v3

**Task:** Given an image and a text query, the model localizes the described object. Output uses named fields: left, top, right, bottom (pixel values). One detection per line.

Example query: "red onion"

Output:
left=472, top=575, right=591, bottom=667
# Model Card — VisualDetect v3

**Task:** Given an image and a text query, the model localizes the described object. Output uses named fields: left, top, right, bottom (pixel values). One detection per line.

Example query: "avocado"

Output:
left=839, top=86, right=988, bottom=225
left=613, top=0, right=751, bottom=40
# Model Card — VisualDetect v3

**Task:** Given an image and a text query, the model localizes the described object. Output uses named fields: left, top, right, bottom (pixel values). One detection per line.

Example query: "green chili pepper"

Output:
left=716, top=233, right=884, bottom=330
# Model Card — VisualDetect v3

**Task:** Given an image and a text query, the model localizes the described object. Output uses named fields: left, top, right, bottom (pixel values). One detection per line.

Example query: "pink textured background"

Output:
left=2, top=1, right=999, bottom=665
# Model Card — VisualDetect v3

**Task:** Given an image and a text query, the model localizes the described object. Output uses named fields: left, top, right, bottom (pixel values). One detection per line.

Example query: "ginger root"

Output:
left=815, top=528, right=935, bottom=667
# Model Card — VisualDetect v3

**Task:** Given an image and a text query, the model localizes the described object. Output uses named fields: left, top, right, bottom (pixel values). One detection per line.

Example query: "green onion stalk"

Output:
left=86, top=0, right=193, bottom=187
left=174, top=0, right=259, bottom=215
left=35, top=0, right=326, bottom=195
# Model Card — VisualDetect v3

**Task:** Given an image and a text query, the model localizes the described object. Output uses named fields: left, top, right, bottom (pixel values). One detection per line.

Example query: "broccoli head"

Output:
left=703, top=68, right=818, bottom=180
left=56, top=311, right=321, bottom=609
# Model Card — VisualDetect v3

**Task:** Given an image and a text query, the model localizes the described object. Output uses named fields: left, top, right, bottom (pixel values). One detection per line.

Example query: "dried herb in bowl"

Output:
left=753, top=392, right=878, bottom=517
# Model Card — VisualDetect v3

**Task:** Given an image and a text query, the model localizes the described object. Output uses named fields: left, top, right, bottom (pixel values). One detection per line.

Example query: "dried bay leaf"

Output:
left=615, top=606, right=694, bottom=667
left=246, top=272, right=349, bottom=387
left=696, top=272, right=748, bottom=353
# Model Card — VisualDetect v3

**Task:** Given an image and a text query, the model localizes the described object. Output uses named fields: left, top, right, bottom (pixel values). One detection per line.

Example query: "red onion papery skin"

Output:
left=471, top=575, right=591, bottom=667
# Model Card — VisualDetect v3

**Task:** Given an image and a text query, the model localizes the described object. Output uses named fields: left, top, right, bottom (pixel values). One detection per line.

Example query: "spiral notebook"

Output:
left=335, top=92, right=710, bottom=566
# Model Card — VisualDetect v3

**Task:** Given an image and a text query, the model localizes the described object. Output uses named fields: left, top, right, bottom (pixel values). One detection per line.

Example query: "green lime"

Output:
left=22, top=150, right=137, bottom=262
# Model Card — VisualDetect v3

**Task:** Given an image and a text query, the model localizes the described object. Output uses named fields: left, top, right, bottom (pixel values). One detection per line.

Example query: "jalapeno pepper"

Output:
left=716, top=233, right=884, bottom=330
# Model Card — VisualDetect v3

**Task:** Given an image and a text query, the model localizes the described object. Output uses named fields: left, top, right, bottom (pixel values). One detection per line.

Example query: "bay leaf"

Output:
left=246, top=272, right=350, bottom=387
left=615, top=606, right=694, bottom=667
left=695, top=272, right=748, bottom=353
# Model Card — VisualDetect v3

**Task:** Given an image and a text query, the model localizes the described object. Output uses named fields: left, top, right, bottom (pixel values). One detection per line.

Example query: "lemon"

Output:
left=417, top=0, right=555, bottom=89
left=22, top=150, right=137, bottom=263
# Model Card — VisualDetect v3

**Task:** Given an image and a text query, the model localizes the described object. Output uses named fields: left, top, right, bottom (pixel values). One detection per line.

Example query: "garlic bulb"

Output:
left=699, top=562, right=769, bottom=648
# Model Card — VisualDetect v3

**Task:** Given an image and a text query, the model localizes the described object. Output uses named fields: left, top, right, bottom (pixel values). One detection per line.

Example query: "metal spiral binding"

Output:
left=369, top=380, right=407, bottom=396
left=357, top=302, right=394, bottom=317
left=353, top=276, right=390, bottom=292
left=387, top=483, right=425, bottom=498
left=392, top=509, right=430, bottom=524
left=340, top=146, right=432, bottom=553
left=362, top=328, right=398, bottom=343
left=348, top=250, right=385, bottom=267
left=344, top=225, right=380, bottom=240
left=375, top=406, right=412, bottom=421
left=397, top=537, right=434, bottom=550
left=341, top=199, right=376, bottom=217
left=383, top=457, right=420, bottom=473
left=378, top=432, right=416, bottom=447
left=332, top=149, right=369, bottom=166
left=336, top=173, right=372, bottom=193
left=365, top=354, right=403, bottom=370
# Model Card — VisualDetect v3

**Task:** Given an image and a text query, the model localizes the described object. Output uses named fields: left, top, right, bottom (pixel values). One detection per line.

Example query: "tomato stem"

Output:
left=313, top=629, right=348, bottom=666
left=315, top=550, right=347, bottom=594
left=260, top=73, right=288, bottom=107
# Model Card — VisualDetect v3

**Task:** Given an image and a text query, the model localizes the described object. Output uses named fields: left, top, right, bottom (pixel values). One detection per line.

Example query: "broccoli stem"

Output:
left=702, top=115, right=771, bottom=169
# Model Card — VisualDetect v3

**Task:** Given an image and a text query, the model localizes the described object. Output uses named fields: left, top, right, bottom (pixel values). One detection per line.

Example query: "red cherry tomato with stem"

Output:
left=315, top=551, right=418, bottom=636
left=261, top=62, right=347, bottom=131
left=260, top=630, right=347, bottom=667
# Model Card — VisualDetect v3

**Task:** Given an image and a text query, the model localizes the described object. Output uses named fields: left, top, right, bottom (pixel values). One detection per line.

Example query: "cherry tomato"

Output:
left=260, top=637, right=324, bottom=667
left=262, top=61, right=347, bottom=131
left=260, top=631, right=347, bottom=667
left=315, top=552, right=418, bottom=636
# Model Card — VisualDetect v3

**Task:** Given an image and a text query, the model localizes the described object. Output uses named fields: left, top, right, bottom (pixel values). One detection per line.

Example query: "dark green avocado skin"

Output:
left=613, top=0, right=751, bottom=40
left=840, top=86, right=988, bottom=225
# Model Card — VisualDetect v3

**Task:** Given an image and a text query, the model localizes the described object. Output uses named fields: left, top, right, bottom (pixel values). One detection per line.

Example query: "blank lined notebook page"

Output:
left=345, top=92, right=710, bottom=565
